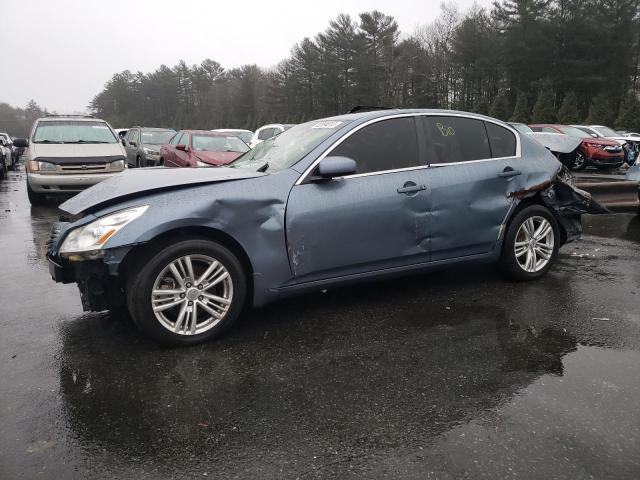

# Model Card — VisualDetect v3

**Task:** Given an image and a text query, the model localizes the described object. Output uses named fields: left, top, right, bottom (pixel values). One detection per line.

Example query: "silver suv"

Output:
left=13, top=115, right=127, bottom=205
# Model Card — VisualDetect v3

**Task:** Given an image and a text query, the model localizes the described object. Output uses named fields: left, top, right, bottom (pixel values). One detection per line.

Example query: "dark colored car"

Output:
left=123, top=127, right=176, bottom=168
left=159, top=130, right=249, bottom=167
left=46, top=109, right=603, bottom=345
left=529, top=124, right=624, bottom=170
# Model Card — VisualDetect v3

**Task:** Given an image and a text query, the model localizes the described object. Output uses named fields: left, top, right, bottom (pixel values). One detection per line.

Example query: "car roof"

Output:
left=37, top=116, right=107, bottom=123
left=213, top=129, right=252, bottom=133
left=182, top=130, right=230, bottom=136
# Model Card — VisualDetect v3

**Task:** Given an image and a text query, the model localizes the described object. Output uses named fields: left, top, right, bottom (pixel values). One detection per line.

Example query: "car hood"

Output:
left=60, top=166, right=265, bottom=215
left=584, top=137, right=623, bottom=146
left=30, top=142, right=126, bottom=159
left=192, top=150, right=244, bottom=166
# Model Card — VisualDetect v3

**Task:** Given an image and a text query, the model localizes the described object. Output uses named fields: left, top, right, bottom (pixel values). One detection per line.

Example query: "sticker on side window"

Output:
left=312, top=121, right=342, bottom=129
left=436, top=123, right=455, bottom=137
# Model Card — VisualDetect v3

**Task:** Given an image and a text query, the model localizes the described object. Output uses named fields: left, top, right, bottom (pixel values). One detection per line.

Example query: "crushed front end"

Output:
left=47, top=218, right=127, bottom=312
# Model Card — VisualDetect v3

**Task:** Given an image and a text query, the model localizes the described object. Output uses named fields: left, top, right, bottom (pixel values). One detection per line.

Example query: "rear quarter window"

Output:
left=486, top=122, right=516, bottom=158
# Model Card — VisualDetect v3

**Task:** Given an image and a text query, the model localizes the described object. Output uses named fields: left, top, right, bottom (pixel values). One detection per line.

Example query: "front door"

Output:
left=286, top=116, right=431, bottom=282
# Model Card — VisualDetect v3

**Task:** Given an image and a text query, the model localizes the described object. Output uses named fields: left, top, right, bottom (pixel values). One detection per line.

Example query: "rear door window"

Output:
left=422, top=116, right=491, bottom=164
left=329, top=117, right=421, bottom=174
left=485, top=122, right=516, bottom=158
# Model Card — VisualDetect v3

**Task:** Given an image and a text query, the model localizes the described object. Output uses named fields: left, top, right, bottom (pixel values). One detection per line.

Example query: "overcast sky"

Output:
left=1, top=0, right=489, bottom=113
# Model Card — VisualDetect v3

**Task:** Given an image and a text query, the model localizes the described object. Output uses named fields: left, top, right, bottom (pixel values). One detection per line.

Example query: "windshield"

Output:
left=141, top=129, right=175, bottom=145
left=512, top=123, right=533, bottom=134
left=593, top=126, right=619, bottom=137
left=216, top=130, right=253, bottom=144
left=33, top=120, right=118, bottom=144
left=192, top=135, right=250, bottom=153
left=230, top=119, right=348, bottom=172
left=559, top=126, right=591, bottom=138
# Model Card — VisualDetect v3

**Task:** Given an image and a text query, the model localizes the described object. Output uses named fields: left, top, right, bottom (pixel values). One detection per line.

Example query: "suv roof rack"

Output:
left=349, top=105, right=394, bottom=113
left=45, top=114, right=95, bottom=118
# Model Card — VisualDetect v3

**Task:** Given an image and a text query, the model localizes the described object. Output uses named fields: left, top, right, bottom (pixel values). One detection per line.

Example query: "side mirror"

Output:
left=316, top=156, right=357, bottom=179
left=13, top=138, right=28, bottom=148
left=129, top=141, right=137, bottom=147
left=176, top=144, right=189, bottom=152
left=591, top=133, right=598, bottom=138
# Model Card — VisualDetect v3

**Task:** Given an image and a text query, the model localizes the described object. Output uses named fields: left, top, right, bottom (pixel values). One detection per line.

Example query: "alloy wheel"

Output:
left=151, top=254, right=233, bottom=335
left=514, top=216, right=555, bottom=273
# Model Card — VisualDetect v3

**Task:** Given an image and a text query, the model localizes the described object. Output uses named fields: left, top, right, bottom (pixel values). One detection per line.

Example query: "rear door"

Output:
left=285, top=116, right=431, bottom=281
left=412, top=115, right=523, bottom=261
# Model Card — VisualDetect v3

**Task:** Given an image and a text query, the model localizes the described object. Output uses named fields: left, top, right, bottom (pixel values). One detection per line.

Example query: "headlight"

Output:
left=110, top=159, right=125, bottom=170
left=586, top=143, right=605, bottom=149
left=143, top=147, right=159, bottom=156
left=196, top=160, right=210, bottom=167
left=27, top=160, right=57, bottom=172
left=59, top=205, right=148, bottom=255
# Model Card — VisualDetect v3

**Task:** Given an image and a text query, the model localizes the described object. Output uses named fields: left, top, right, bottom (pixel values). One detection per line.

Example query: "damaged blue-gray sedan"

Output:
left=46, top=110, right=605, bottom=345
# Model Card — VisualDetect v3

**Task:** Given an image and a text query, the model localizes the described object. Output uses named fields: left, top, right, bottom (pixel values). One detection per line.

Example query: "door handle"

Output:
left=498, top=168, right=522, bottom=178
left=397, top=183, right=426, bottom=194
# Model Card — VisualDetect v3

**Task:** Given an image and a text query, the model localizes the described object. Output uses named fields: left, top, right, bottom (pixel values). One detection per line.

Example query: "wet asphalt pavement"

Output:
left=1, top=165, right=640, bottom=479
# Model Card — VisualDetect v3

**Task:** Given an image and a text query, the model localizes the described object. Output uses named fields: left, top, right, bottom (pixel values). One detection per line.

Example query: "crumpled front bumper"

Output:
left=46, top=220, right=126, bottom=312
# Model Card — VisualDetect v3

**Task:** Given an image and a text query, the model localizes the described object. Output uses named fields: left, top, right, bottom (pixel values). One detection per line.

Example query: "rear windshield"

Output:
left=33, top=120, right=118, bottom=144
left=141, top=129, right=175, bottom=145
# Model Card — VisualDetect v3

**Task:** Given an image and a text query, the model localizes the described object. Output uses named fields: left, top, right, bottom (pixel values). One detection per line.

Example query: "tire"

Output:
left=571, top=151, right=586, bottom=171
left=0, top=161, right=5, bottom=180
left=135, top=156, right=141, bottom=168
left=500, top=205, right=560, bottom=281
left=126, top=238, right=246, bottom=346
left=27, top=182, right=47, bottom=206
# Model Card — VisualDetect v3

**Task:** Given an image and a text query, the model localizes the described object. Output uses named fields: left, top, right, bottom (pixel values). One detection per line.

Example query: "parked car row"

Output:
left=509, top=122, right=638, bottom=171
left=0, top=132, right=20, bottom=179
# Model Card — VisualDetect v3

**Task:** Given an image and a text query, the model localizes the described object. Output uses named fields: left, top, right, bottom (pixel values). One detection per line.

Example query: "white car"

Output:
left=13, top=115, right=127, bottom=205
left=248, top=124, right=294, bottom=148
left=211, top=129, right=253, bottom=145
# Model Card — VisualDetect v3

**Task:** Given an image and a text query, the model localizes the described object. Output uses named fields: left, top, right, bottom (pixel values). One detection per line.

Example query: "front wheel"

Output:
left=126, top=239, right=246, bottom=345
left=500, top=205, right=560, bottom=281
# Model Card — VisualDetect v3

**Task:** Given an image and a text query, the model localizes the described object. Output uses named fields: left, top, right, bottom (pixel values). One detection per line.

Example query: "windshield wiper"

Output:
left=67, top=140, right=111, bottom=144
left=36, top=140, right=64, bottom=144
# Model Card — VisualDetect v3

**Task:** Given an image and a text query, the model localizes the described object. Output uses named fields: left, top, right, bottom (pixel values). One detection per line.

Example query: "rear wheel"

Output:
left=126, top=239, right=246, bottom=346
left=135, top=156, right=141, bottom=168
left=27, top=182, right=47, bottom=206
left=500, top=205, right=560, bottom=281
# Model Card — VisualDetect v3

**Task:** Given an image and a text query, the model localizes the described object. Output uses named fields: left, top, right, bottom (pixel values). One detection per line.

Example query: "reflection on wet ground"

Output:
left=1, top=165, right=639, bottom=479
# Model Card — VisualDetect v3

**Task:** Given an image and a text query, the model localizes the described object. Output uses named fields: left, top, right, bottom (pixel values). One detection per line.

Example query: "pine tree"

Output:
left=614, top=94, right=640, bottom=131
left=531, top=81, right=556, bottom=123
left=489, top=93, right=510, bottom=120
left=556, top=91, right=580, bottom=124
left=585, top=93, right=615, bottom=125
left=509, top=92, right=530, bottom=122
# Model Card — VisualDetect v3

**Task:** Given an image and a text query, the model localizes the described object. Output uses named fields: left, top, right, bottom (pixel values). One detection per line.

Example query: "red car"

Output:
left=529, top=124, right=624, bottom=170
left=160, top=130, right=250, bottom=168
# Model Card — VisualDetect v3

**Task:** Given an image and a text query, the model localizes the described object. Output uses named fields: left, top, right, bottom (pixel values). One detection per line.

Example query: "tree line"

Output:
left=2, top=0, right=640, bottom=137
